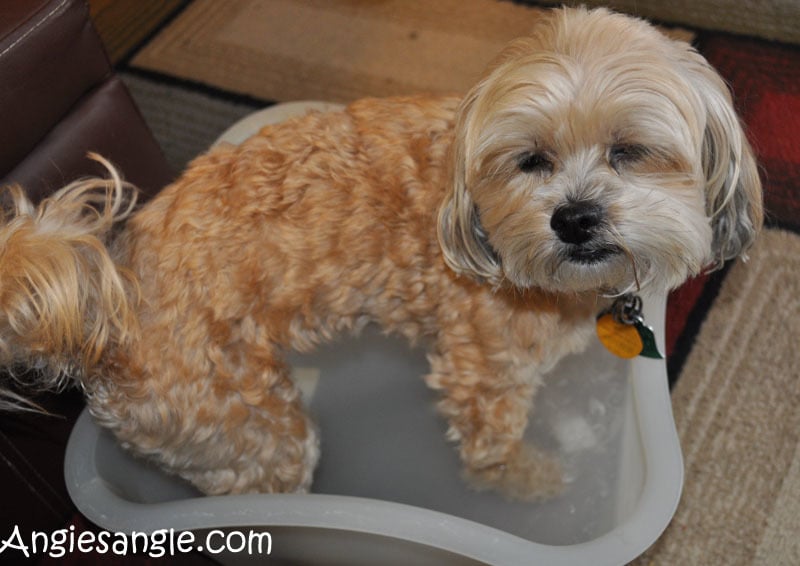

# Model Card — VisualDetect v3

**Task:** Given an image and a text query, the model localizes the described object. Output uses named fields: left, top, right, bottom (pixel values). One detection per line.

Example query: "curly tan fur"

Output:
left=0, top=8, right=761, bottom=499
left=0, top=155, right=138, bottom=409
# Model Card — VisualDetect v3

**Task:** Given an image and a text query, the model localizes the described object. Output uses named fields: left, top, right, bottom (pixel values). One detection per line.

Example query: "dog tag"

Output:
left=635, top=320, right=663, bottom=359
left=596, top=294, right=664, bottom=360
left=596, top=313, right=643, bottom=359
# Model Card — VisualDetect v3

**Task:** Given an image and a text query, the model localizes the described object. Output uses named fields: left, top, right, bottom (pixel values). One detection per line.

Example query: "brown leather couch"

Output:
left=0, top=0, right=173, bottom=555
left=0, top=0, right=172, bottom=201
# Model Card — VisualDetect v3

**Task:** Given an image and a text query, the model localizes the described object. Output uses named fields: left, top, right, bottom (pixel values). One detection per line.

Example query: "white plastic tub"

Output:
left=64, top=105, right=682, bottom=565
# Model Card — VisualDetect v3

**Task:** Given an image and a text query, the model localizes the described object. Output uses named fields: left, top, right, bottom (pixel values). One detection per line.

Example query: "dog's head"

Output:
left=438, top=7, right=762, bottom=294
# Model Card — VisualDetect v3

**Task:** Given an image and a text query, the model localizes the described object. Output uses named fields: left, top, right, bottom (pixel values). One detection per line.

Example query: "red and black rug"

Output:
left=666, top=31, right=800, bottom=382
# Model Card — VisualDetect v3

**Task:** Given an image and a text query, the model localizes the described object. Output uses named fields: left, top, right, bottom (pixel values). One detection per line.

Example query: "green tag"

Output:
left=635, top=320, right=664, bottom=359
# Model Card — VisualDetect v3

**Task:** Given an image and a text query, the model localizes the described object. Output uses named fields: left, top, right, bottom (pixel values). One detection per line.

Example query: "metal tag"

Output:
left=596, top=294, right=664, bottom=360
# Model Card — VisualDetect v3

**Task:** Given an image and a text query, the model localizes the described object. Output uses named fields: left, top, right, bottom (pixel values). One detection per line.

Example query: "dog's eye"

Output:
left=517, top=152, right=553, bottom=175
left=609, top=144, right=647, bottom=171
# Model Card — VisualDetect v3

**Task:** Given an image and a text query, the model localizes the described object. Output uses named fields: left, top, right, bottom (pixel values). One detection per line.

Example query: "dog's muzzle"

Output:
left=551, top=201, right=618, bottom=264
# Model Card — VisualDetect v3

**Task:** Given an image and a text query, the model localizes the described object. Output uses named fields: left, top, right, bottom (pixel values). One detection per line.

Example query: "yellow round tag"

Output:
left=596, top=313, right=643, bottom=359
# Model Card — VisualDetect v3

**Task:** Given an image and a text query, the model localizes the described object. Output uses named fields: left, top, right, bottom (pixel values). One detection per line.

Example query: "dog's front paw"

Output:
left=463, top=444, right=564, bottom=501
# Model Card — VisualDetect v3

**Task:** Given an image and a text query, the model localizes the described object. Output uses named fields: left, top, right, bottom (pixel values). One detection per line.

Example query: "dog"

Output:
left=0, top=7, right=761, bottom=500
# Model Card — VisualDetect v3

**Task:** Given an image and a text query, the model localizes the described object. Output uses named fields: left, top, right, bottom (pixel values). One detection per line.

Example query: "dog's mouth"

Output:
left=564, top=244, right=620, bottom=265
left=556, top=240, right=643, bottom=293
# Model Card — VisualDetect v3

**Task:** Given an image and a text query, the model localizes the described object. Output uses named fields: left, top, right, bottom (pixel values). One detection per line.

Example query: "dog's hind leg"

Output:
left=180, top=365, right=320, bottom=496
left=92, top=337, right=319, bottom=495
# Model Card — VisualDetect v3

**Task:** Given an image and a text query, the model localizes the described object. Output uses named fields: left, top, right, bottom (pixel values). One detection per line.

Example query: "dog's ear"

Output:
left=683, top=48, right=763, bottom=269
left=438, top=85, right=504, bottom=286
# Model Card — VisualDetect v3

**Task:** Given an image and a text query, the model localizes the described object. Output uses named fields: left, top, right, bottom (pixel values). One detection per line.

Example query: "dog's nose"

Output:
left=550, top=201, right=603, bottom=245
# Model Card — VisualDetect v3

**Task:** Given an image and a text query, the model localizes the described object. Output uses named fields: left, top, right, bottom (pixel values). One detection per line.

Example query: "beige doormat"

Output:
left=88, top=0, right=185, bottom=64
left=634, top=228, right=800, bottom=565
left=132, top=0, right=692, bottom=103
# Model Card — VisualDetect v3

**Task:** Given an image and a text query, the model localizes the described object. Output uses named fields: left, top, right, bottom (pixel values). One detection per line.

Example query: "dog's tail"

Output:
left=0, top=154, right=139, bottom=410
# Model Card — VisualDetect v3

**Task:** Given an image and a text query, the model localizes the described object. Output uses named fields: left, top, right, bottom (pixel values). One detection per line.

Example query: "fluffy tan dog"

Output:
left=0, top=7, right=761, bottom=500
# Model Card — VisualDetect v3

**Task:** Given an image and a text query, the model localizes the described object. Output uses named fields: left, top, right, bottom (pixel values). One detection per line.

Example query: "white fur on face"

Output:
left=440, top=7, right=761, bottom=295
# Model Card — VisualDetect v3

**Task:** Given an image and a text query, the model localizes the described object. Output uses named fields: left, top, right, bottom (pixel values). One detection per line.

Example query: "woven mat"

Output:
left=132, top=0, right=692, bottom=104
left=118, top=72, right=260, bottom=174
left=530, top=0, right=800, bottom=44
left=633, top=228, right=800, bottom=565
left=88, top=0, right=186, bottom=63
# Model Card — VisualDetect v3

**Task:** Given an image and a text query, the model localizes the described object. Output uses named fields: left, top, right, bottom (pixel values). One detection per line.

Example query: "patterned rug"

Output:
left=528, top=0, right=800, bottom=44
left=87, top=0, right=187, bottom=63
left=634, top=229, right=800, bottom=565
left=633, top=32, right=800, bottom=564
left=131, top=0, right=692, bottom=104
left=12, top=1, right=798, bottom=564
